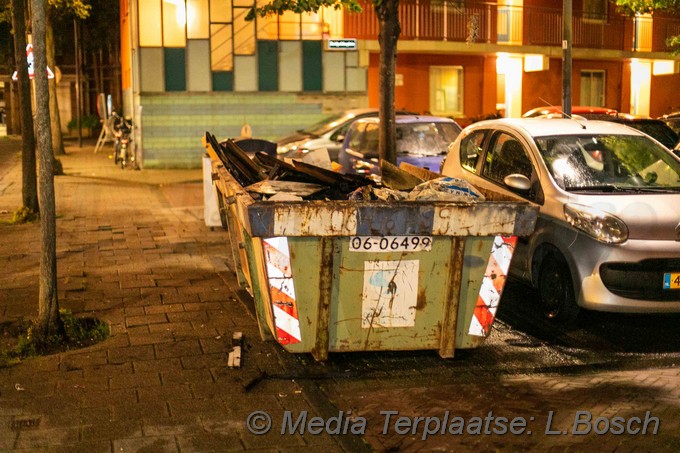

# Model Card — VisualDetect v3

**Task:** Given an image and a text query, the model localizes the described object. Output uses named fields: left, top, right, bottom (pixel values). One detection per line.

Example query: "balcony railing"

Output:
left=343, top=0, right=680, bottom=53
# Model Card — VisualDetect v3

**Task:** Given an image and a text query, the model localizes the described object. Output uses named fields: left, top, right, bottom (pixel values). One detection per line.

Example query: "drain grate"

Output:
left=10, top=417, right=41, bottom=430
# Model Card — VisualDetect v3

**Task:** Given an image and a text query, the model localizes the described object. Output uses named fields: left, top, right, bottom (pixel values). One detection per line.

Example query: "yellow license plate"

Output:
left=663, top=273, right=680, bottom=289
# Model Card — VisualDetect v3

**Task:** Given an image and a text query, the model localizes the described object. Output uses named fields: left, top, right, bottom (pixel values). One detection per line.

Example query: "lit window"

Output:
left=211, top=23, right=233, bottom=71
left=429, top=66, right=464, bottom=116
left=187, top=0, right=209, bottom=39
left=211, top=0, right=232, bottom=22
left=139, top=0, right=162, bottom=47
left=163, top=0, right=187, bottom=47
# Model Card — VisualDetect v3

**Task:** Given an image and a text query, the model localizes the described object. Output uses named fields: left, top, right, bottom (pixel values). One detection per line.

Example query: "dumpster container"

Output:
left=205, top=139, right=538, bottom=361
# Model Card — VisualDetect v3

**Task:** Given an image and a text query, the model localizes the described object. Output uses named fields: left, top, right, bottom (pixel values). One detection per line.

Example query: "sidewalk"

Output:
left=0, top=139, right=341, bottom=452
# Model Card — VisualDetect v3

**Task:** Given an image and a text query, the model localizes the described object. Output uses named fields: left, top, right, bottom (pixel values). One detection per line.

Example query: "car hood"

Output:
left=569, top=192, right=680, bottom=241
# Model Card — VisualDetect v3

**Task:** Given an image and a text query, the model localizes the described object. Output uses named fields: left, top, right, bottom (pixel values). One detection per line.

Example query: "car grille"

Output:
left=600, top=259, right=680, bottom=301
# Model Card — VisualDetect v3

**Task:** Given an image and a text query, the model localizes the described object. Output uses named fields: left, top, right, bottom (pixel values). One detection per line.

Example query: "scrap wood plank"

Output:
left=228, top=332, right=243, bottom=368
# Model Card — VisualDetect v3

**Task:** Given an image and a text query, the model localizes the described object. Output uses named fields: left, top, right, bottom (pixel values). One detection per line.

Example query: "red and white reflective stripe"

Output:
left=263, top=237, right=301, bottom=344
left=468, top=235, right=517, bottom=337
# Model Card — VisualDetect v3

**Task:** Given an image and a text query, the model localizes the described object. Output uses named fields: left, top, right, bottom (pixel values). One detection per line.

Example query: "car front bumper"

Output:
left=573, top=238, right=680, bottom=313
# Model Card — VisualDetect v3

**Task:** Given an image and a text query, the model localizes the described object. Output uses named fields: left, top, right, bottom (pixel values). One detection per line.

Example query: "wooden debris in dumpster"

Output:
left=292, top=160, right=377, bottom=193
left=205, top=131, right=486, bottom=202
left=244, top=180, right=327, bottom=198
left=206, top=132, right=267, bottom=187
left=399, top=162, right=442, bottom=182
left=379, top=160, right=425, bottom=191
left=254, top=152, right=332, bottom=185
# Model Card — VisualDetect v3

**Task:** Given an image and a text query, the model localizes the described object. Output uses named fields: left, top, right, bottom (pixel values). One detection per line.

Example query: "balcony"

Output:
left=343, top=0, right=680, bottom=53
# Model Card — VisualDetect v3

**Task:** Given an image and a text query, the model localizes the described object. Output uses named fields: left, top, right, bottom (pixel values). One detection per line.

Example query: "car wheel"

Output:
left=538, top=255, right=579, bottom=325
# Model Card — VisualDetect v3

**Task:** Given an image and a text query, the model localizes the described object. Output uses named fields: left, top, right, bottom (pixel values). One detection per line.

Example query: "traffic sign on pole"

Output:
left=11, top=44, right=55, bottom=81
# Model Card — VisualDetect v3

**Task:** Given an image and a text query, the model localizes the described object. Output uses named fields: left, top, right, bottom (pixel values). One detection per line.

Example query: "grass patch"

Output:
left=0, top=310, right=109, bottom=368
left=0, top=207, right=39, bottom=226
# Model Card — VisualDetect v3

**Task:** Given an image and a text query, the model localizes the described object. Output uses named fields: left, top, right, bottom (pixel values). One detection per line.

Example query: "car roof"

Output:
left=354, top=115, right=456, bottom=124
left=469, top=118, right=647, bottom=137
left=340, top=108, right=380, bottom=116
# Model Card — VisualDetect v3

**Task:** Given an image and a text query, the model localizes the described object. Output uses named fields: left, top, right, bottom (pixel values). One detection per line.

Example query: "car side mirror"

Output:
left=334, top=134, right=345, bottom=143
left=504, top=174, right=531, bottom=191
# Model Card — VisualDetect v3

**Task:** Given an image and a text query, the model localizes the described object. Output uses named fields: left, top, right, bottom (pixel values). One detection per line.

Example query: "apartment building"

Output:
left=120, top=0, right=680, bottom=168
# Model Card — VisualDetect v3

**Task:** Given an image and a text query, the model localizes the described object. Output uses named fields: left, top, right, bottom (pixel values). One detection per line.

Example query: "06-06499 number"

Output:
left=349, top=236, right=433, bottom=252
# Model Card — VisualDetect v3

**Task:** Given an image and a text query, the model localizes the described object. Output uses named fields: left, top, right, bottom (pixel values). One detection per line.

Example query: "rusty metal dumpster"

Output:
left=205, top=139, right=538, bottom=361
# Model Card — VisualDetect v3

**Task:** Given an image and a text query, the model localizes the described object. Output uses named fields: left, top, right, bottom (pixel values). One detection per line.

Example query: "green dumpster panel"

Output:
left=328, top=237, right=456, bottom=352
left=205, top=137, right=538, bottom=360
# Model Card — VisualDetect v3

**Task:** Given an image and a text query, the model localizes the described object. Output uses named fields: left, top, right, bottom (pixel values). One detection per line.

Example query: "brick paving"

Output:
left=0, top=136, right=679, bottom=452
left=0, top=139, right=340, bottom=452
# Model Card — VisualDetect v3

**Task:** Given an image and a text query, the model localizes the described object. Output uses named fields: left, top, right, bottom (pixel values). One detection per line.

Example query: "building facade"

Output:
left=120, top=0, right=680, bottom=168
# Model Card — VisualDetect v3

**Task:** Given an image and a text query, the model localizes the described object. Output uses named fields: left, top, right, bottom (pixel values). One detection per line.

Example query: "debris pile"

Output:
left=206, top=131, right=483, bottom=203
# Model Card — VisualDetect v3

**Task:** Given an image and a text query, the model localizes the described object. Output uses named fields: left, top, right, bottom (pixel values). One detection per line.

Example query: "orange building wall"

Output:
left=521, top=58, right=624, bottom=114
left=367, top=52, right=489, bottom=122
left=651, top=73, right=680, bottom=117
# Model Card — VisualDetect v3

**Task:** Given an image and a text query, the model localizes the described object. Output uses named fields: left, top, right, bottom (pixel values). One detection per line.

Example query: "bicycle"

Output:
left=112, top=113, right=136, bottom=169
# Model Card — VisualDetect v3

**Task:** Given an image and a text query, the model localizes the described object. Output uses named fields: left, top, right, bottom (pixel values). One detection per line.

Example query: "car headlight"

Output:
left=563, top=203, right=628, bottom=244
left=277, top=145, right=292, bottom=155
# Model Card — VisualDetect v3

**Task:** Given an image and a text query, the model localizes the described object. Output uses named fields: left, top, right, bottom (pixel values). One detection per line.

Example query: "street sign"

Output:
left=11, top=44, right=55, bottom=81
left=326, top=39, right=358, bottom=51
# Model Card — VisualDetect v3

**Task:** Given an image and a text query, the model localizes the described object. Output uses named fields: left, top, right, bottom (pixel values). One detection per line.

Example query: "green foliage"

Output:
left=59, top=309, right=109, bottom=344
left=11, top=207, right=39, bottom=224
left=613, top=0, right=680, bottom=15
left=667, top=35, right=680, bottom=54
left=67, top=114, right=101, bottom=130
left=49, top=0, right=91, bottom=19
left=612, top=0, right=680, bottom=54
left=246, top=0, right=362, bottom=21
left=0, top=0, right=9, bottom=24
left=0, top=311, right=109, bottom=368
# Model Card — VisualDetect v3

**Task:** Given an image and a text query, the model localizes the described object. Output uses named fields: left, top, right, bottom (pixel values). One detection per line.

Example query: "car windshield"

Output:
left=534, top=134, right=680, bottom=191
left=304, top=113, right=357, bottom=136
left=396, top=122, right=461, bottom=156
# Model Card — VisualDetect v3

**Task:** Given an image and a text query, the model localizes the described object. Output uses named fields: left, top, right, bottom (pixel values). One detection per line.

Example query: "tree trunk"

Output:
left=47, top=12, right=66, bottom=157
left=31, top=0, right=63, bottom=342
left=375, top=0, right=401, bottom=166
left=11, top=0, right=39, bottom=213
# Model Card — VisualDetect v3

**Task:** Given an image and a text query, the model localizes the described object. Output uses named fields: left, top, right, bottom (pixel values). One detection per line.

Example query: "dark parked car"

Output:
left=337, top=115, right=462, bottom=175
left=660, top=112, right=680, bottom=135
left=523, top=106, right=618, bottom=120
left=610, top=117, right=680, bottom=150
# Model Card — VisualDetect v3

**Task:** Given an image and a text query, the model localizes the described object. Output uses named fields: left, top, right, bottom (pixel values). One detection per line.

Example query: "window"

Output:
left=482, top=133, right=532, bottom=185
left=162, top=0, right=187, bottom=47
left=187, top=0, right=209, bottom=39
left=583, top=0, right=607, bottom=21
left=580, top=70, right=605, bottom=107
left=347, top=122, right=367, bottom=153
left=429, top=66, right=463, bottom=116
left=139, top=0, right=162, bottom=46
left=359, top=123, right=380, bottom=157
left=460, top=131, right=486, bottom=173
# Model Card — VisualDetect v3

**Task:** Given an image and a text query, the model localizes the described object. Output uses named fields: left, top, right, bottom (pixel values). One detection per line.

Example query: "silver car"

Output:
left=441, top=118, right=680, bottom=324
left=275, top=108, right=415, bottom=161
